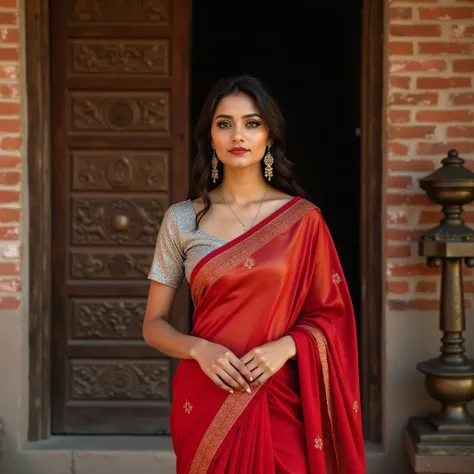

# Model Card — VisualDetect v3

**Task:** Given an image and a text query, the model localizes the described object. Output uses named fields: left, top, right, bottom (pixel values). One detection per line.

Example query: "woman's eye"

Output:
left=247, top=121, right=261, bottom=128
left=217, top=121, right=231, bottom=128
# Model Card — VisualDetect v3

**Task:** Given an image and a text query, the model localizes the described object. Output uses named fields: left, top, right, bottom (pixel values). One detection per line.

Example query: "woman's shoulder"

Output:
left=295, top=197, right=320, bottom=213
left=161, top=199, right=194, bottom=228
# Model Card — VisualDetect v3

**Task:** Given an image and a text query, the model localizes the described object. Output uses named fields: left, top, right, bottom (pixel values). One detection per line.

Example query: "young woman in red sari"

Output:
left=143, top=74, right=366, bottom=473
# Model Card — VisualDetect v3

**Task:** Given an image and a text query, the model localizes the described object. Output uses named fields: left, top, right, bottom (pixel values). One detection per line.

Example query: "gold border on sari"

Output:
left=302, top=325, right=340, bottom=473
left=189, top=387, right=261, bottom=474
left=192, top=199, right=316, bottom=304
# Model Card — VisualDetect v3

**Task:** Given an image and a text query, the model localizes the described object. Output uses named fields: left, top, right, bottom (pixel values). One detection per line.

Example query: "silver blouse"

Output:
left=147, top=200, right=226, bottom=288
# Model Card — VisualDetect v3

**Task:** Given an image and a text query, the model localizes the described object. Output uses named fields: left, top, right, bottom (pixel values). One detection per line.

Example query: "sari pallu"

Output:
left=170, top=197, right=366, bottom=474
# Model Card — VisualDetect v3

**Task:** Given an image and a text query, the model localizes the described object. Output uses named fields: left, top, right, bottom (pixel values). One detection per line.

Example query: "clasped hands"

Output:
left=191, top=336, right=296, bottom=394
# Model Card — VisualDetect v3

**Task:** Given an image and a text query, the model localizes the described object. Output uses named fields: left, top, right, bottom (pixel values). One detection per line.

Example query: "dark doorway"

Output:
left=191, top=1, right=362, bottom=329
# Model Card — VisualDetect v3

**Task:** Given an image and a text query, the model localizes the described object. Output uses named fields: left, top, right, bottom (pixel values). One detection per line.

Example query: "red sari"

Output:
left=170, top=197, right=366, bottom=473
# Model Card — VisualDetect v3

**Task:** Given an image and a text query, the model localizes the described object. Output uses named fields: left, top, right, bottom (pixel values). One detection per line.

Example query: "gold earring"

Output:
left=264, top=147, right=274, bottom=182
left=211, top=149, right=219, bottom=183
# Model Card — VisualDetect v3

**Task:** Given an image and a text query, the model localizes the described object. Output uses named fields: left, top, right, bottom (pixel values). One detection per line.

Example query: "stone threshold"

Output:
left=12, top=437, right=385, bottom=474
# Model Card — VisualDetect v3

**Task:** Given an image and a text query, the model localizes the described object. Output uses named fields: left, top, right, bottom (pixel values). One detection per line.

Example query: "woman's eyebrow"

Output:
left=215, top=113, right=262, bottom=120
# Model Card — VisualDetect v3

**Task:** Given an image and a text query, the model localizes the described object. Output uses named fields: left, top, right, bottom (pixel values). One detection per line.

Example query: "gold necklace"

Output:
left=218, top=185, right=269, bottom=230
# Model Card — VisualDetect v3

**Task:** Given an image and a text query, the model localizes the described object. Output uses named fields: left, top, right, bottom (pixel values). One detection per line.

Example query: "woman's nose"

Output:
left=231, top=126, right=244, bottom=142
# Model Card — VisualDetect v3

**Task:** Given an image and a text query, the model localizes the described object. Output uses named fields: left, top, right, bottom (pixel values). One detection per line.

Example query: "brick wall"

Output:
left=0, top=0, right=21, bottom=310
left=387, top=0, right=474, bottom=311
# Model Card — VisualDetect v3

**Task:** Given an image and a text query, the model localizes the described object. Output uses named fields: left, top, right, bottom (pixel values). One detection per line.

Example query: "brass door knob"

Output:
left=113, top=214, right=129, bottom=230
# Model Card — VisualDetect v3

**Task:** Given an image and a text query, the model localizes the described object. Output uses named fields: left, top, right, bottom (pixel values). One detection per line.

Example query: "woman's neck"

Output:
left=218, top=167, right=269, bottom=205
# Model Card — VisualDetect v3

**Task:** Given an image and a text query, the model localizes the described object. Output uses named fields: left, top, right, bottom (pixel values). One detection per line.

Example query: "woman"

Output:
left=143, top=74, right=366, bottom=473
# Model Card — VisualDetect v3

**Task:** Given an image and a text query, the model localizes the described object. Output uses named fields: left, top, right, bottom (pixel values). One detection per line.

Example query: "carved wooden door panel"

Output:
left=50, top=0, right=190, bottom=434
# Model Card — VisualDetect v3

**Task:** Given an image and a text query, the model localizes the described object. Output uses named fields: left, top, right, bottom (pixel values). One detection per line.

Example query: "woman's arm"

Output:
left=143, top=280, right=202, bottom=359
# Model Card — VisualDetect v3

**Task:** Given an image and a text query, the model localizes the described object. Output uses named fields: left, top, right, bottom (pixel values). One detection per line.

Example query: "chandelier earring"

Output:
left=264, top=146, right=274, bottom=182
left=211, top=148, right=219, bottom=183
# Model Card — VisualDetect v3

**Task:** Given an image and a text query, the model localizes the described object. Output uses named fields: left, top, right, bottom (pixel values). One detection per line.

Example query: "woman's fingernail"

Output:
left=246, top=387, right=251, bottom=393
left=249, top=377, right=253, bottom=381
left=230, top=390, right=234, bottom=394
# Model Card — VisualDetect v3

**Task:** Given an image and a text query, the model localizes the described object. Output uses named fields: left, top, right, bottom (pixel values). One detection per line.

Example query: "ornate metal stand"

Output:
left=406, top=150, right=474, bottom=457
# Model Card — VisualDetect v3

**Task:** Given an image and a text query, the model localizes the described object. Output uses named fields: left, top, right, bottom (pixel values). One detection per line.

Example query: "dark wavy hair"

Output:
left=190, top=74, right=305, bottom=227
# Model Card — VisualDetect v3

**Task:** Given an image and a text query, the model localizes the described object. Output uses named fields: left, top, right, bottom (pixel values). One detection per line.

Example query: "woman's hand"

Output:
left=241, top=336, right=296, bottom=388
left=190, top=339, right=254, bottom=394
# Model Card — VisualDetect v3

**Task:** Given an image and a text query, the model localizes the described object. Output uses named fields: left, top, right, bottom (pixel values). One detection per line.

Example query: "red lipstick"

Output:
left=229, top=147, right=249, bottom=156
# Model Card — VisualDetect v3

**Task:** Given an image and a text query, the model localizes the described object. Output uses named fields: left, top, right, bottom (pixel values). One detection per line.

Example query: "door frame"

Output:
left=26, top=0, right=385, bottom=443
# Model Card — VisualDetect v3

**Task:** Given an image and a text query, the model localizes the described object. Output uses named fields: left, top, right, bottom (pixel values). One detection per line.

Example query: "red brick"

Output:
left=387, top=246, right=411, bottom=259
left=419, top=211, right=443, bottom=223
left=390, top=60, right=446, bottom=73
left=0, top=119, right=20, bottom=133
left=452, top=25, right=474, bottom=38
left=0, top=12, right=17, bottom=25
left=0, top=208, right=20, bottom=222
left=389, top=7, right=413, bottom=19
left=388, top=176, right=412, bottom=188
left=390, top=76, right=412, bottom=89
left=0, top=279, right=21, bottom=292
left=1, top=136, right=21, bottom=150
left=388, top=143, right=410, bottom=157
left=416, top=281, right=437, bottom=293
left=0, top=191, right=19, bottom=203
left=0, top=48, right=18, bottom=61
left=417, top=77, right=472, bottom=89
left=419, top=7, right=474, bottom=20
left=418, top=42, right=474, bottom=55
left=388, top=125, right=435, bottom=139
left=0, top=66, right=19, bottom=81
left=0, top=262, right=20, bottom=275
left=447, top=126, right=474, bottom=138
left=389, top=42, right=414, bottom=55
left=388, top=299, right=440, bottom=311
left=0, top=226, right=19, bottom=240
left=0, top=0, right=17, bottom=7
left=450, top=92, right=474, bottom=105
left=388, top=159, right=436, bottom=171
left=387, top=210, right=409, bottom=225
left=387, top=281, right=410, bottom=294
left=416, top=109, right=473, bottom=122
left=391, top=263, right=440, bottom=276
left=0, top=84, right=20, bottom=99
left=389, top=24, right=442, bottom=37
left=387, top=193, right=432, bottom=205
left=0, top=156, right=20, bottom=168
left=453, top=59, right=474, bottom=72
left=0, top=171, right=20, bottom=185
left=0, top=102, right=20, bottom=115
left=389, top=92, right=438, bottom=105
left=0, top=29, right=18, bottom=44
left=388, top=110, right=411, bottom=124
left=0, top=296, right=20, bottom=310
left=464, top=281, right=474, bottom=293
left=417, top=141, right=474, bottom=155
left=386, top=229, right=422, bottom=242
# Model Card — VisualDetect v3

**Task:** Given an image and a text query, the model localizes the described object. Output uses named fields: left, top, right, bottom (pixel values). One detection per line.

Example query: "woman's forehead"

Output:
left=214, top=92, right=259, bottom=116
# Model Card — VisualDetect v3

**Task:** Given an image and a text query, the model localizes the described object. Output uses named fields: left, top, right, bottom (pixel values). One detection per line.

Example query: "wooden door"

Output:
left=50, top=0, right=190, bottom=435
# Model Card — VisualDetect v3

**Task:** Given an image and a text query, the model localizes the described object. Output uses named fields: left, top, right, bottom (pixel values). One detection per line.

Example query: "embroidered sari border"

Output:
left=302, top=325, right=340, bottom=472
left=189, top=387, right=261, bottom=474
left=191, top=198, right=316, bottom=303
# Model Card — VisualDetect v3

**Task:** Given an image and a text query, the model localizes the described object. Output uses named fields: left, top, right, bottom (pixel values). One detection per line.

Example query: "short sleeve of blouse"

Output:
left=147, top=206, right=185, bottom=289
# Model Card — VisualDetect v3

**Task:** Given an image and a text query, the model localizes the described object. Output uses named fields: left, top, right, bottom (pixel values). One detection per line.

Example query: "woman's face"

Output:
left=210, top=92, right=271, bottom=170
